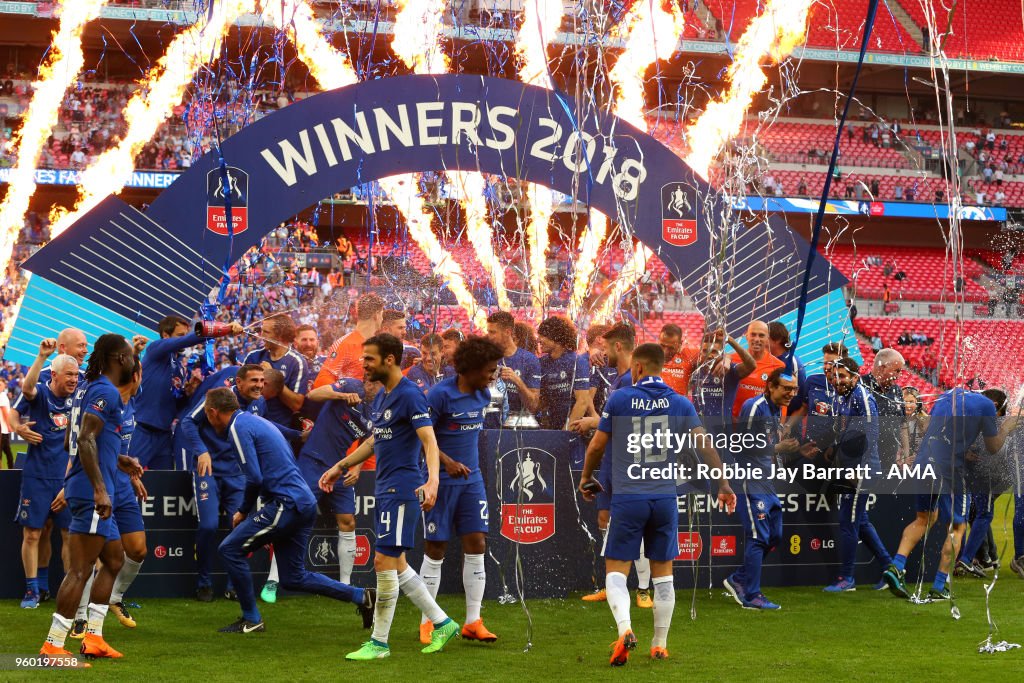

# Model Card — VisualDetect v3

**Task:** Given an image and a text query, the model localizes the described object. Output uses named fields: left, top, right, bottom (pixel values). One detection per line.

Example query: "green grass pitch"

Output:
left=2, top=571, right=1023, bottom=680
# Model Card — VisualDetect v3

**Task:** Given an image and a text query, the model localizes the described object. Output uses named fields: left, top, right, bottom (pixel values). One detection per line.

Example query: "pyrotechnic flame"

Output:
left=515, top=0, right=561, bottom=320
left=274, top=0, right=357, bottom=88
left=283, top=0, right=483, bottom=328
left=391, top=0, right=502, bottom=317
left=525, top=185, right=553, bottom=319
left=392, top=0, right=450, bottom=74
left=684, top=0, right=812, bottom=181
left=608, top=0, right=688, bottom=128
left=569, top=210, right=609, bottom=319
left=516, top=0, right=561, bottom=90
left=380, top=175, right=487, bottom=329
left=594, top=242, right=654, bottom=324
left=48, top=0, right=259, bottom=239
left=0, top=0, right=104, bottom=276
left=452, top=171, right=512, bottom=310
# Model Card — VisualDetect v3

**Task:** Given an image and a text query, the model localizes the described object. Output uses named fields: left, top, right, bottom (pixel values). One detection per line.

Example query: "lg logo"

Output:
left=153, top=545, right=183, bottom=559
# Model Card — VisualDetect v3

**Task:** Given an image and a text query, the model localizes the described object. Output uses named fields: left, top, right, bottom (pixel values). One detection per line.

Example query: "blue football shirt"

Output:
left=14, top=382, right=74, bottom=480
left=65, top=376, right=124, bottom=501
left=370, top=377, right=433, bottom=500
left=427, top=376, right=489, bottom=487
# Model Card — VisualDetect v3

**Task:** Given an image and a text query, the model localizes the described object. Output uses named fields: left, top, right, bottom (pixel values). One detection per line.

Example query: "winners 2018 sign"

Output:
left=10, top=75, right=852, bottom=366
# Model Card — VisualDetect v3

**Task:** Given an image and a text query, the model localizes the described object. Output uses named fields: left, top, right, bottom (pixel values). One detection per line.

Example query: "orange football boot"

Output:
left=419, top=621, right=434, bottom=645
left=582, top=589, right=607, bottom=602
left=40, top=642, right=90, bottom=668
left=461, top=619, right=498, bottom=642
left=81, top=634, right=123, bottom=659
left=609, top=630, right=637, bottom=666
left=651, top=646, right=669, bottom=660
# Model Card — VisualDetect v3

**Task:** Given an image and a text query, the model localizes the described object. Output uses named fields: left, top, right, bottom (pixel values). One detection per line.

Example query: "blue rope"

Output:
left=787, top=0, right=880, bottom=369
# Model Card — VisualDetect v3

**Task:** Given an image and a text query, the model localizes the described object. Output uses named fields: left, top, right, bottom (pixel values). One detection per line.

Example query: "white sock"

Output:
left=371, top=569, right=399, bottom=645
left=267, top=553, right=279, bottom=584
left=419, top=556, right=444, bottom=624
left=635, top=540, right=651, bottom=590
left=110, top=557, right=143, bottom=604
left=606, top=571, right=631, bottom=637
left=652, top=576, right=675, bottom=649
left=76, top=569, right=96, bottom=621
left=463, top=553, right=486, bottom=624
left=398, top=567, right=448, bottom=625
left=46, top=613, right=72, bottom=648
left=87, top=603, right=108, bottom=637
left=338, top=531, right=356, bottom=584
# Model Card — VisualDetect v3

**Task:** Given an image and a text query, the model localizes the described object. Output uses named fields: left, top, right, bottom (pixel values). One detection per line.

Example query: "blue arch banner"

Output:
left=11, top=74, right=850, bottom=366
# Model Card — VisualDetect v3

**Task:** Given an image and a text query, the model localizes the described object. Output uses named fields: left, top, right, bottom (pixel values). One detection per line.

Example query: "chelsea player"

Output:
left=40, top=334, right=140, bottom=661
left=418, top=336, right=504, bottom=644
left=15, top=340, right=78, bottom=609
left=178, top=364, right=268, bottom=601
left=320, top=333, right=460, bottom=660
left=132, top=316, right=242, bottom=469
left=202, top=389, right=374, bottom=633
left=724, top=368, right=814, bottom=611
left=299, top=377, right=371, bottom=584
left=580, top=343, right=736, bottom=666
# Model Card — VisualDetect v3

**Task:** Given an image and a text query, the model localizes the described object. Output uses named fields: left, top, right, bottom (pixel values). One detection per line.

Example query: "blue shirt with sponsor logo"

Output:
left=427, top=377, right=489, bottom=487
left=299, top=379, right=369, bottom=467
left=117, top=396, right=137, bottom=493
left=406, top=363, right=441, bottom=394
left=14, top=382, right=74, bottom=480
left=735, top=395, right=781, bottom=495
left=224, top=411, right=317, bottom=514
left=599, top=376, right=700, bottom=498
left=243, top=347, right=310, bottom=426
left=792, top=373, right=838, bottom=446
left=369, top=377, right=433, bottom=500
left=298, top=354, right=327, bottom=422
left=501, top=348, right=541, bottom=414
left=136, top=332, right=204, bottom=430
left=691, top=363, right=744, bottom=433
left=65, top=376, right=124, bottom=501
left=834, top=383, right=880, bottom=473
left=538, top=351, right=590, bottom=429
left=120, top=397, right=136, bottom=457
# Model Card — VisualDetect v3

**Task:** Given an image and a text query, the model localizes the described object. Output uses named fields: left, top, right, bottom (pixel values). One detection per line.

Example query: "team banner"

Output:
left=0, top=430, right=959, bottom=600
left=19, top=74, right=848, bottom=349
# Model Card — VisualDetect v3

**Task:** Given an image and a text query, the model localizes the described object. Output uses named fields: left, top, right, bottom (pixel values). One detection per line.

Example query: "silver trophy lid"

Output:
left=503, top=408, right=540, bottom=429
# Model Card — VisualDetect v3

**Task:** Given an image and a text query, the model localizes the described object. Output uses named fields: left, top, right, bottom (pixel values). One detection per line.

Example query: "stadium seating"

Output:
left=766, top=168, right=1023, bottom=206
left=854, top=316, right=1022, bottom=389
left=898, top=0, right=1024, bottom=62
left=757, top=121, right=912, bottom=169
left=825, top=243, right=989, bottom=303
left=704, top=0, right=920, bottom=52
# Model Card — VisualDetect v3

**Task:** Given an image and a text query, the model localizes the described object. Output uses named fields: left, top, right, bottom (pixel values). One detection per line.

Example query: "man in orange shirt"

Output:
left=658, top=324, right=700, bottom=396
left=729, top=320, right=784, bottom=419
left=314, top=292, right=384, bottom=388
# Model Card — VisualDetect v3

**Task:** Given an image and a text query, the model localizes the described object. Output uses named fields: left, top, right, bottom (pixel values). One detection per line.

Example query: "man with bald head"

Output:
left=726, top=321, right=784, bottom=420
left=862, top=348, right=907, bottom=468
left=38, top=328, right=88, bottom=384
